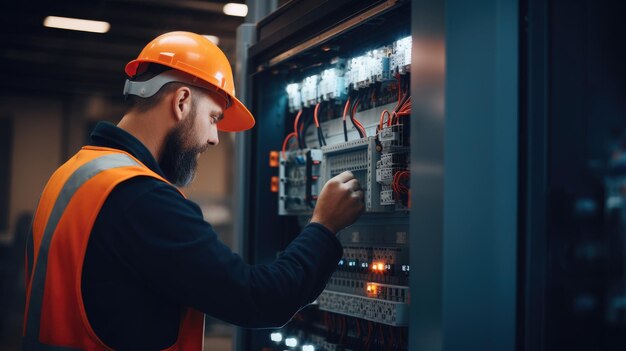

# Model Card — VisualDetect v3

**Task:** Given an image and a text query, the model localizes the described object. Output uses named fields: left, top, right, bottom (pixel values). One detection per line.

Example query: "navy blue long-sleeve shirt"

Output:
left=72, top=122, right=343, bottom=350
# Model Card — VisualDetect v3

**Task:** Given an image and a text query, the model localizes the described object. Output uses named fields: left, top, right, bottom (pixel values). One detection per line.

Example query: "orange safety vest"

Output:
left=23, top=146, right=205, bottom=350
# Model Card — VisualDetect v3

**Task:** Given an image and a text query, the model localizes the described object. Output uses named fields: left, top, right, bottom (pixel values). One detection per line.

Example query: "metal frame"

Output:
left=233, top=2, right=276, bottom=350
left=268, top=0, right=401, bottom=66
left=409, top=0, right=445, bottom=348
left=518, top=0, right=549, bottom=350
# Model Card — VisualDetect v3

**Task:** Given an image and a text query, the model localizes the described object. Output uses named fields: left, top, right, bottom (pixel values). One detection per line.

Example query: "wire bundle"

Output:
left=392, top=170, right=410, bottom=198
left=341, top=96, right=367, bottom=141
left=378, top=74, right=412, bottom=134
left=281, top=109, right=303, bottom=159
left=320, top=311, right=408, bottom=350
left=342, top=97, right=351, bottom=141
left=350, top=96, right=367, bottom=138
left=313, top=102, right=327, bottom=147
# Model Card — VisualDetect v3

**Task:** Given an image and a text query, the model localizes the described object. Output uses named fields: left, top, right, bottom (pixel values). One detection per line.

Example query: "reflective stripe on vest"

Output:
left=25, top=154, right=139, bottom=349
left=24, top=148, right=205, bottom=350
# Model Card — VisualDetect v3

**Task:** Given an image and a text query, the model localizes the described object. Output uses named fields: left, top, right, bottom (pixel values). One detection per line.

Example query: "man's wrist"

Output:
left=309, top=219, right=337, bottom=235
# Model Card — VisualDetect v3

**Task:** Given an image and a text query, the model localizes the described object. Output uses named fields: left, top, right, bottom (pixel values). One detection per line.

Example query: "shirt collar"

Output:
left=89, top=121, right=166, bottom=178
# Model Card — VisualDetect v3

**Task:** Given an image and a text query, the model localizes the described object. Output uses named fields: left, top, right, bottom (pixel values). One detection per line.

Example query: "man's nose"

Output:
left=208, top=129, right=219, bottom=146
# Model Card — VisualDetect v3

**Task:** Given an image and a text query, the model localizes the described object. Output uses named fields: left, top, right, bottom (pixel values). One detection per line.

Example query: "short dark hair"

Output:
left=126, top=63, right=201, bottom=113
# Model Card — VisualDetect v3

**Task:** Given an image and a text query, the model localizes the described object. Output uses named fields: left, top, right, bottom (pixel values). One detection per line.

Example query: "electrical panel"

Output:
left=279, top=34, right=413, bottom=216
left=272, top=35, right=411, bottom=349
left=246, top=1, right=412, bottom=350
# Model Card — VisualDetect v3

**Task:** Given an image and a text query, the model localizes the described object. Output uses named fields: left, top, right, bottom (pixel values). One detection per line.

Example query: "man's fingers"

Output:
left=333, top=171, right=355, bottom=183
left=353, top=189, right=365, bottom=201
left=345, top=178, right=362, bottom=192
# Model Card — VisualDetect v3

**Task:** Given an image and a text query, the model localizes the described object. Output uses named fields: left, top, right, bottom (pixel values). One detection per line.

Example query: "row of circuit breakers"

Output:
left=271, top=36, right=412, bottom=350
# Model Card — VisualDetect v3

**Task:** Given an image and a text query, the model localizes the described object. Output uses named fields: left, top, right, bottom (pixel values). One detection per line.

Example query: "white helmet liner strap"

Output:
left=123, top=70, right=232, bottom=108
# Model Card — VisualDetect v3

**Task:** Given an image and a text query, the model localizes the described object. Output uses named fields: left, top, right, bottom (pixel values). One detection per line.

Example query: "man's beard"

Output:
left=159, top=105, right=208, bottom=187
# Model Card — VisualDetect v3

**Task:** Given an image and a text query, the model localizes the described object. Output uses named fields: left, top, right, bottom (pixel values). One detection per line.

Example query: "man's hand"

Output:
left=310, top=171, right=365, bottom=233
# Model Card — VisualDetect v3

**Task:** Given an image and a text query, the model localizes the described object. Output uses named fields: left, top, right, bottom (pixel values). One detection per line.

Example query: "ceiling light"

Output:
left=44, top=16, right=110, bottom=34
left=202, top=35, right=220, bottom=46
left=223, top=3, right=248, bottom=17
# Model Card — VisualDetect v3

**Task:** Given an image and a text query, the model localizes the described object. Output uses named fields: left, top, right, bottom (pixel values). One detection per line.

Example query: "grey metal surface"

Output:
left=443, top=0, right=519, bottom=350
left=234, top=3, right=276, bottom=351
left=409, top=0, right=446, bottom=348
left=520, top=1, right=548, bottom=350
left=233, top=21, right=257, bottom=351
left=246, top=0, right=278, bottom=23
left=233, top=23, right=256, bottom=258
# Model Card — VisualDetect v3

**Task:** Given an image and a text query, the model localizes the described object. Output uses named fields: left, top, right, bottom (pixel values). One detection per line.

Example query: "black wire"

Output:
left=350, top=93, right=365, bottom=139
left=403, top=73, right=410, bottom=93
left=315, top=103, right=326, bottom=147
left=343, top=114, right=349, bottom=142
left=317, top=127, right=324, bottom=147
left=343, top=97, right=350, bottom=142
left=394, top=89, right=410, bottom=114
left=299, top=109, right=311, bottom=149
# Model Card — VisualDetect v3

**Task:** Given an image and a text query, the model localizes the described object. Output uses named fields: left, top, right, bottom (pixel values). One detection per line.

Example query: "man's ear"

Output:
left=171, top=86, right=192, bottom=122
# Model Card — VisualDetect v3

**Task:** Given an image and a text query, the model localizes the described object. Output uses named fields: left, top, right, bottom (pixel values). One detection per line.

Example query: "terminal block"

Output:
left=378, top=124, right=409, bottom=150
left=321, top=137, right=394, bottom=212
left=378, top=152, right=407, bottom=167
left=380, top=187, right=395, bottom=205
left=317, top=290, right=409, bottom=326
left=326, top=277, right=409, bottom=303
left=279, top=149, right=323, bottom=215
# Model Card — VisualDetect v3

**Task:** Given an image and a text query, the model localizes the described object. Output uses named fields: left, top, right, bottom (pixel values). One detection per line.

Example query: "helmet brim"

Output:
left=217, top=94, right=255, bottom=132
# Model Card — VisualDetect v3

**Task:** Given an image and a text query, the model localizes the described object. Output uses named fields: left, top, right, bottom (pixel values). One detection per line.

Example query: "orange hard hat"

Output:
left=125, top=31, right=255, bottom=132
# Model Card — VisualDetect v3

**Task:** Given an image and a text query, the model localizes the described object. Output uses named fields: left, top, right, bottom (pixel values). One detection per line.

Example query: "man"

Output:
left=23, top=32, right=364, bottom=350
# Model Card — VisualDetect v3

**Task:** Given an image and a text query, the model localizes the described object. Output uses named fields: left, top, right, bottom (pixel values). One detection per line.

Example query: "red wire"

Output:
left=313, top=103, right=321, bottom=127
left=299, top=118, right=305, bottom=139
left=343, top=97, right=351, bottom=121
left=281, top=132, right=297, bottom=159
left=351, top=99, right=367, bottom=137
left=379, top=110, right=391, bottom=131
left=391, top=96, right=412, bottom=125
left=293, top=109, right=302, bottom=135
left=355, top=123, right=367, bottom=138
left=388, top=112, right=396, bottom=127
left=354, top=118, right=366, bottom=134
left=352, top=98, right=361, bottom=119
left=392, top=171, right=410, bottom=198
left=366, top=321, right=373, bottom=350
left=340, top=316, right=347, bottom=344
